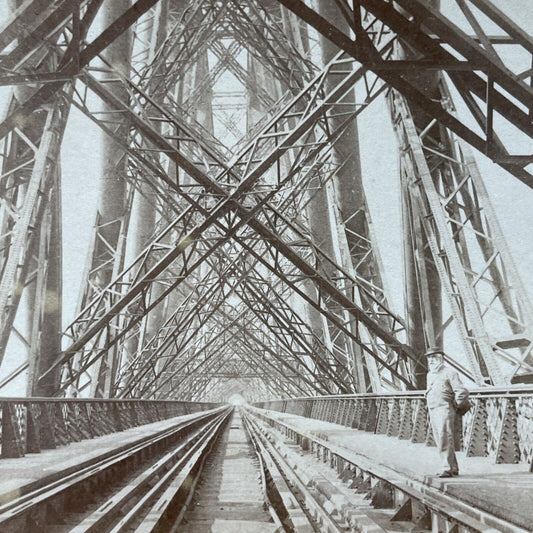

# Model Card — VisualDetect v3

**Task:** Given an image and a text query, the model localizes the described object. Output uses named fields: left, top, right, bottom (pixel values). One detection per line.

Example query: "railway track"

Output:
left=0, top=407, right=231, bottom=533
left=1, top=405, right=527, bottom=532
left=244, top=407, right=530, bottom=533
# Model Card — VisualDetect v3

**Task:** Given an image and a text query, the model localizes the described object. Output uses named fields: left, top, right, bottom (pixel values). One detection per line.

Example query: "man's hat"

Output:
left=425, top=347, right=444, bottom=358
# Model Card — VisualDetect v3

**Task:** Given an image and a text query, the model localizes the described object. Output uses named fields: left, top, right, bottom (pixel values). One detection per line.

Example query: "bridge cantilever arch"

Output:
left=0, top=1, right=533, bottom=532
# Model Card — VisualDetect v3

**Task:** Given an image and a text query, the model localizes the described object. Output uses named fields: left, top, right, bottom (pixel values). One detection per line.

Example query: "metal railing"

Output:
left=255, top=386, right=533, bottom=466
left=0, top=397, right=221, bottom=458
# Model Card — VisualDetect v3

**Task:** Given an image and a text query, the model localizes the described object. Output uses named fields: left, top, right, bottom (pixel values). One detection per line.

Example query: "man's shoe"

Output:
left=437, top=471, right=453, bottom=478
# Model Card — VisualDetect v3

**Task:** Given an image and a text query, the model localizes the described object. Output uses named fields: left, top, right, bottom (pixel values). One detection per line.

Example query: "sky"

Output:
left=0, top=0, right=532, bottom=393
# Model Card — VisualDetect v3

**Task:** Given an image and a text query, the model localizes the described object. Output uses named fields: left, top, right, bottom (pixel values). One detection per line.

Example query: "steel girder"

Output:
left=0, top=0, right=167, bottom=391
left=0, top=0, right=103, bottom=394
left=127, top=0, right=388, bottom=394
left=41, top=50, right=419, bottom=394
left=274, top=0, right=533, bottom=186
left=0, top=98, right=69, bottom=361
left=0, top=0, right=162, bottom=140
left=115, top=240, right=335, bottom=398
left=389, top=85, right=533, bottom=385
left=2, top=0, right=530, bottom=399
left=121, top=257, right=348, bottom=399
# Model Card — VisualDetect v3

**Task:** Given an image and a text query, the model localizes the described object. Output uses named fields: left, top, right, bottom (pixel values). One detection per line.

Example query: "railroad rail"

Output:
left=0, top=406, right=231, bottom=532
left=1, top=400, right=530, bottom=532
left=242, top=408, right=346, bottom=533
left=245, top=406, right=530, bottom=533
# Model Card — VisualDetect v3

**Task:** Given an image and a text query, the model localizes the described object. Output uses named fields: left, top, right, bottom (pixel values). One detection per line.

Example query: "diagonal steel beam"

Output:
left=272, top=0, right=533, bottom=186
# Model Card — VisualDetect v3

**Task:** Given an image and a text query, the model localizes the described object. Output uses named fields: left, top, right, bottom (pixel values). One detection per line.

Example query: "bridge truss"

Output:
left=0, top=0, right=532, bottom=402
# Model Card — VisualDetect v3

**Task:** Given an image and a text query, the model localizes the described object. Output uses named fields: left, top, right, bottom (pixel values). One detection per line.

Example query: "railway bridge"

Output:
left=0, top=0, right=533, bottom=531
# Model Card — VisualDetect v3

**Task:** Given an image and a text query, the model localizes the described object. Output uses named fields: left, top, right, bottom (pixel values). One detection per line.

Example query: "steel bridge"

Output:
left=0, top=1, right=532, bottom=532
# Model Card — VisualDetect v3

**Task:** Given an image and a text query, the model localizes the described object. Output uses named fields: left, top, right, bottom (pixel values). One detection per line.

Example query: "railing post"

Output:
left=358, top=399, right=370, bottom=430
left=411, top=400, right=427, bottom=443
left=466, top=398, right=488, bottom=457
left=352, top=399, right=362, bottom=428
left=334, top=399, right=343, bottom=424
left=39, top=402, right=56, bottom=448
left=1, top=402, right=25, bottom=458
left=425, top=410, right=436, bottom=447
left=53, top=403, right=70, bottom=446
left=398, top=400, right=413, bottom=440
left=26, top=403, right=41, bottom=453
left=495, top=398, right=520, bottom=464
left=375, top=399, right=389, bottom=434
left=386, top=398, right=401, bottom=437
left=79, top=402, right=94, bottom=439
left=364, top=399, right=378, bottom=432
left=65, top=403, right=82, bottom=442
left=304, top=400, right=312, bottom=418
left=112, top=402, right=123, bottom=431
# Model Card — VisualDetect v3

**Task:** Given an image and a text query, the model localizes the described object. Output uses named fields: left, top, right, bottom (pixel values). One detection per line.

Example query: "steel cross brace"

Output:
left=56, top=64, right=418, bottom=390
left=78, top=250, right=232, bottom=396
left=150, top=315, right=304, bottom=400
left=169, top=325, right=309, bottom=400
left=0, top=0, right=162, bottom=142
left=40, top=47, right=420, bottom=391
left=116, top=246, right=269, bottom=397
left=0, top=0, right=106, bottom=367
left=0, top=97, right=71, bottom=364
left=0, top=0, right=97, bottom=79
left=118, top=207, right=355, bottom=398
left=131, top=1, right=234, bottom=99
left=149, top=315, right=321, bottom=400
left=390, top=87, right=533, bottom=385
left=182, top=344, right=305, bottom=400
left=273, top=0, right=533, bottom=187
left=234, top=280, right=354, bottom=392
left=123, top=270, right=346, bottom=399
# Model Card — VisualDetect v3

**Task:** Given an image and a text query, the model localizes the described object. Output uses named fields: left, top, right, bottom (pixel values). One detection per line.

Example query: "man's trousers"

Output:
left=428, top=403, right=459, bottom=474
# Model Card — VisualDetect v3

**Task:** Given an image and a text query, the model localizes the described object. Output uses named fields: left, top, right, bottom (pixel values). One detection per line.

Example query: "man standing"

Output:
left=425, top=349, right=470, bottom=478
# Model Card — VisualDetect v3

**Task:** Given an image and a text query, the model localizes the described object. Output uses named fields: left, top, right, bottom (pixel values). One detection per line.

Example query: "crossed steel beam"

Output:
left=276, top=0, right=533, bottom=186
left=1, top=0, right=532, bottom=398
left=116, top=238, right=339, bottom=399
left=43, top=44, right=419, bottom=393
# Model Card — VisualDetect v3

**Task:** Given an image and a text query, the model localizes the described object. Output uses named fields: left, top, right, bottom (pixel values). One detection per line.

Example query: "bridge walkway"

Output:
left=249, top=407, right=533, bottom=531
left=1, top=404, right=532, bottom=532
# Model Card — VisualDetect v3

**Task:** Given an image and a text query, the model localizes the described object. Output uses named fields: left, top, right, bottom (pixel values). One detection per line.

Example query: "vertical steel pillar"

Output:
left=393, top=0, right=442, bottom=388
left=126, top=1, right=169, bottom=365
left=27, top=166, right=63, bottom=396
left=278, top=6, right=356, bottom=392
left=5, top=0, right=64, bottom=395
left=91, top=0, right=132, bottom=396
left=97, top=0, right=131, bottom=286
left=314, top=0, right=394, bottom=390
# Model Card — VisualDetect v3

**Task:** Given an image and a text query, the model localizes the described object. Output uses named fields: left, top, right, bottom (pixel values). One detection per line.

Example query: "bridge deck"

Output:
left=180, top=411, right=276, bottom=533
left=256, top=408, right=533, bottom=531
left=2, top=406, right=532, bottom=531
left=0, top=410, right=212, bottom=505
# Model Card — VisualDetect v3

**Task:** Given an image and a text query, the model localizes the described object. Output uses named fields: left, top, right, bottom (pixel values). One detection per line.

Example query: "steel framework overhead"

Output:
left=0, top=0, right=531, bottom=401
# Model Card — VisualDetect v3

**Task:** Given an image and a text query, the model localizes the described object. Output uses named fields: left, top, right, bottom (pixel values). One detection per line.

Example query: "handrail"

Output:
left=0, top=398, right=222, bottom=459
left=255, top=384, right=533, bottom=402
left=254, top=388, right=533, bottom=466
